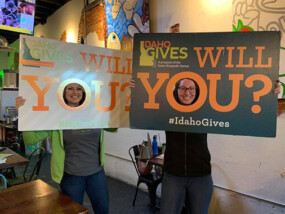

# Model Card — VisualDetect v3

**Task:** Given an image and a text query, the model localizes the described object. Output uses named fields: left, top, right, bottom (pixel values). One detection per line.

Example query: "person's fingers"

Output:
left=16, top=100, right=24, bottom=108
left=15, top=96, right=26, bottom=110
left=273, top=88, right=280, bottom=94
left=129, top=77, right=136, bottom=88
left=273, top=87, right=280, bottom=94
left=272, top=80, right=281, bottom=94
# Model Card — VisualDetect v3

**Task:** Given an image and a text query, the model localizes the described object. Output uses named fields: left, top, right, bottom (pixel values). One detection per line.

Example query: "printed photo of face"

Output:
left=24, top=4, right=34, bottom=15
left=177, top=79, right=197, bottom=105
left=18, top=2, right=35, bottom=15
left=63, top=83, right=85, bottom=107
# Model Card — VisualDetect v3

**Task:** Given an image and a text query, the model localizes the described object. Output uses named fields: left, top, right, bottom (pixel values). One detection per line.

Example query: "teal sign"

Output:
left=130, top=32, right=280, bottom=137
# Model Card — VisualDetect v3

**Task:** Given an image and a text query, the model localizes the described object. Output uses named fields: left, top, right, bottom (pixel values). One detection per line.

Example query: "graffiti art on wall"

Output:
left=232, top=0, right=285, bottom=98
left=105, top=0, right=149, bottom=51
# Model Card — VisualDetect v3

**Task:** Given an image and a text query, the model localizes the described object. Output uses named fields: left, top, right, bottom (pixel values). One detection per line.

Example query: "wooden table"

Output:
left=135, top=154, right=164, bottom=168
left=0, top=179, right=88, bottom=214
left=149, top=155, right=164, bottom=167
left=0, top=147, right=29, bottom=170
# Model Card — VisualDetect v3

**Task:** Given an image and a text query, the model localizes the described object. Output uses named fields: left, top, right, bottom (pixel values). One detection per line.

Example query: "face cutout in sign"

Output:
left=130, top=32, right=280, bottom=137
left=18, top=35, right=132, bottom=131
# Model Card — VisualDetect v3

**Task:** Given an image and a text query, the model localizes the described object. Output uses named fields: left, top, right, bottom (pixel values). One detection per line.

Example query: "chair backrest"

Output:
left=0, top=174, right=7, bottom=189
left=8, top=142, right=20, bottom=152
left=23, top=147, right=46, bottom=182
left=128, top=145, right=141, bottom=176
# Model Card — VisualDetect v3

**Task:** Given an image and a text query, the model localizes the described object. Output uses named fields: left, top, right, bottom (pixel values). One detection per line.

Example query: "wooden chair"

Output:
left=7, top=147, right=45, bottom=186
left=129, top=145, right=162, bottom=212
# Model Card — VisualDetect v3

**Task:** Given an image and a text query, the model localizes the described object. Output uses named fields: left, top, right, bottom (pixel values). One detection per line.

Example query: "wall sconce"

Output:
left=66, top=29, right=76, bottom=43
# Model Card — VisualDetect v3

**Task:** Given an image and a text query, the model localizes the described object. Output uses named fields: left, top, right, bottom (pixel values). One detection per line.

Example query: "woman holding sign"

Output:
left=161, top=78, right=213, bottom=214
left=16, top=83, right=116, bottom=214
left=129, top=78, right=280, bottom=214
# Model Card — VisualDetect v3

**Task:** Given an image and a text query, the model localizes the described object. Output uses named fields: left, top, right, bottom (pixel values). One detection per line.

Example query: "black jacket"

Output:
left=164, top=131, right=211, bottom=177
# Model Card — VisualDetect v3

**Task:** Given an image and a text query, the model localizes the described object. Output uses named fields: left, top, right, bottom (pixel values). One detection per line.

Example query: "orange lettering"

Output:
left=137, top=73, right=169, bottom=109
left=80, top=52, right=105, bottom=72
left=106, top=56, right=113, bottom=73
left=120, top=82, right=131, bottom=111
left=255, top=46, right=272, bottom=68
left=225, top=47, right=235, bottom=68
left=207, top=74, right=244, bottom=112
left=194, top=47, right=224, bottom=68
left=125, top=58, right=132, bottom=75
left=236, top=47, right=253, bottom=68
left=21, top=75, right=58, bottom=111
left=113, top=57, right=123, bottom=74
left=92, top=81, right=119, bottom=112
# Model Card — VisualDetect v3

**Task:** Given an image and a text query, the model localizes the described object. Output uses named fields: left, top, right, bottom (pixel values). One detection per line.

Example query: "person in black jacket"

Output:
left=160, top=78, right=213, bottom=214
left=129, top=77, right=280, bottom=214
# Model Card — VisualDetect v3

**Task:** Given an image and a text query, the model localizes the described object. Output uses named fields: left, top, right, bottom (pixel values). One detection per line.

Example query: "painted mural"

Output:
left=232, top=0, right=285, bottom=98
left=104, top=0, right=149, bottom=51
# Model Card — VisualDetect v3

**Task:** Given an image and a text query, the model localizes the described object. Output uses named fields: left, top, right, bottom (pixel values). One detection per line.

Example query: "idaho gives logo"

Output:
left=139, top=40, right=188, bottom=67
left=139, top=41, right=155, bottom=66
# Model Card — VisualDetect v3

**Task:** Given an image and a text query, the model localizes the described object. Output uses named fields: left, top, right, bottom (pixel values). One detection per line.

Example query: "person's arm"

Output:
left=22, top=131, right=51, bottom=146
left=16, top=96, right=51, bottom=145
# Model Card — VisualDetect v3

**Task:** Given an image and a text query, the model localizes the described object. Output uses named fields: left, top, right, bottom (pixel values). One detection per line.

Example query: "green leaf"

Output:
left=281, top=47, right=285, bottom=50
left=281, top=82, right=285, bottom=98
left=232, top=24, right=237, bottom=32
left=237, top=19, right=243, bottom=31
left=279, top=76, right=285, bottom=97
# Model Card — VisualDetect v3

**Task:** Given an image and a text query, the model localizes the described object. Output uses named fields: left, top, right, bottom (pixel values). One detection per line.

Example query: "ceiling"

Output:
left=0, top=0, right=71, bottom=45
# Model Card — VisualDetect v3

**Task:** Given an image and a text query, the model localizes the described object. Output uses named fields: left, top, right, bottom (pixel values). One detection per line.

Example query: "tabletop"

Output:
left=135, top=154, right=164, bottom=168
left=149, top=154, right=164, bottom=168
left=0, top=147, right=29, bottom=170
left=0, top=179, right=88, bottom=214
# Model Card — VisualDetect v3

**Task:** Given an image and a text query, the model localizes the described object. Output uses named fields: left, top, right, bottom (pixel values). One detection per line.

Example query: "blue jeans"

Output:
left=160, top=173, right=213, bottom=214
left=60, top=169, right=109, bottom=214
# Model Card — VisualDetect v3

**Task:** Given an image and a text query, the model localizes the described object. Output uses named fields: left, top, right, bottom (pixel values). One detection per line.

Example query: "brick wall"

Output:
left=60, top=30, right=67, bottom=41
left=78, top=5, right=105, bottom=43
left=278, top=99, right=285, bottom=116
